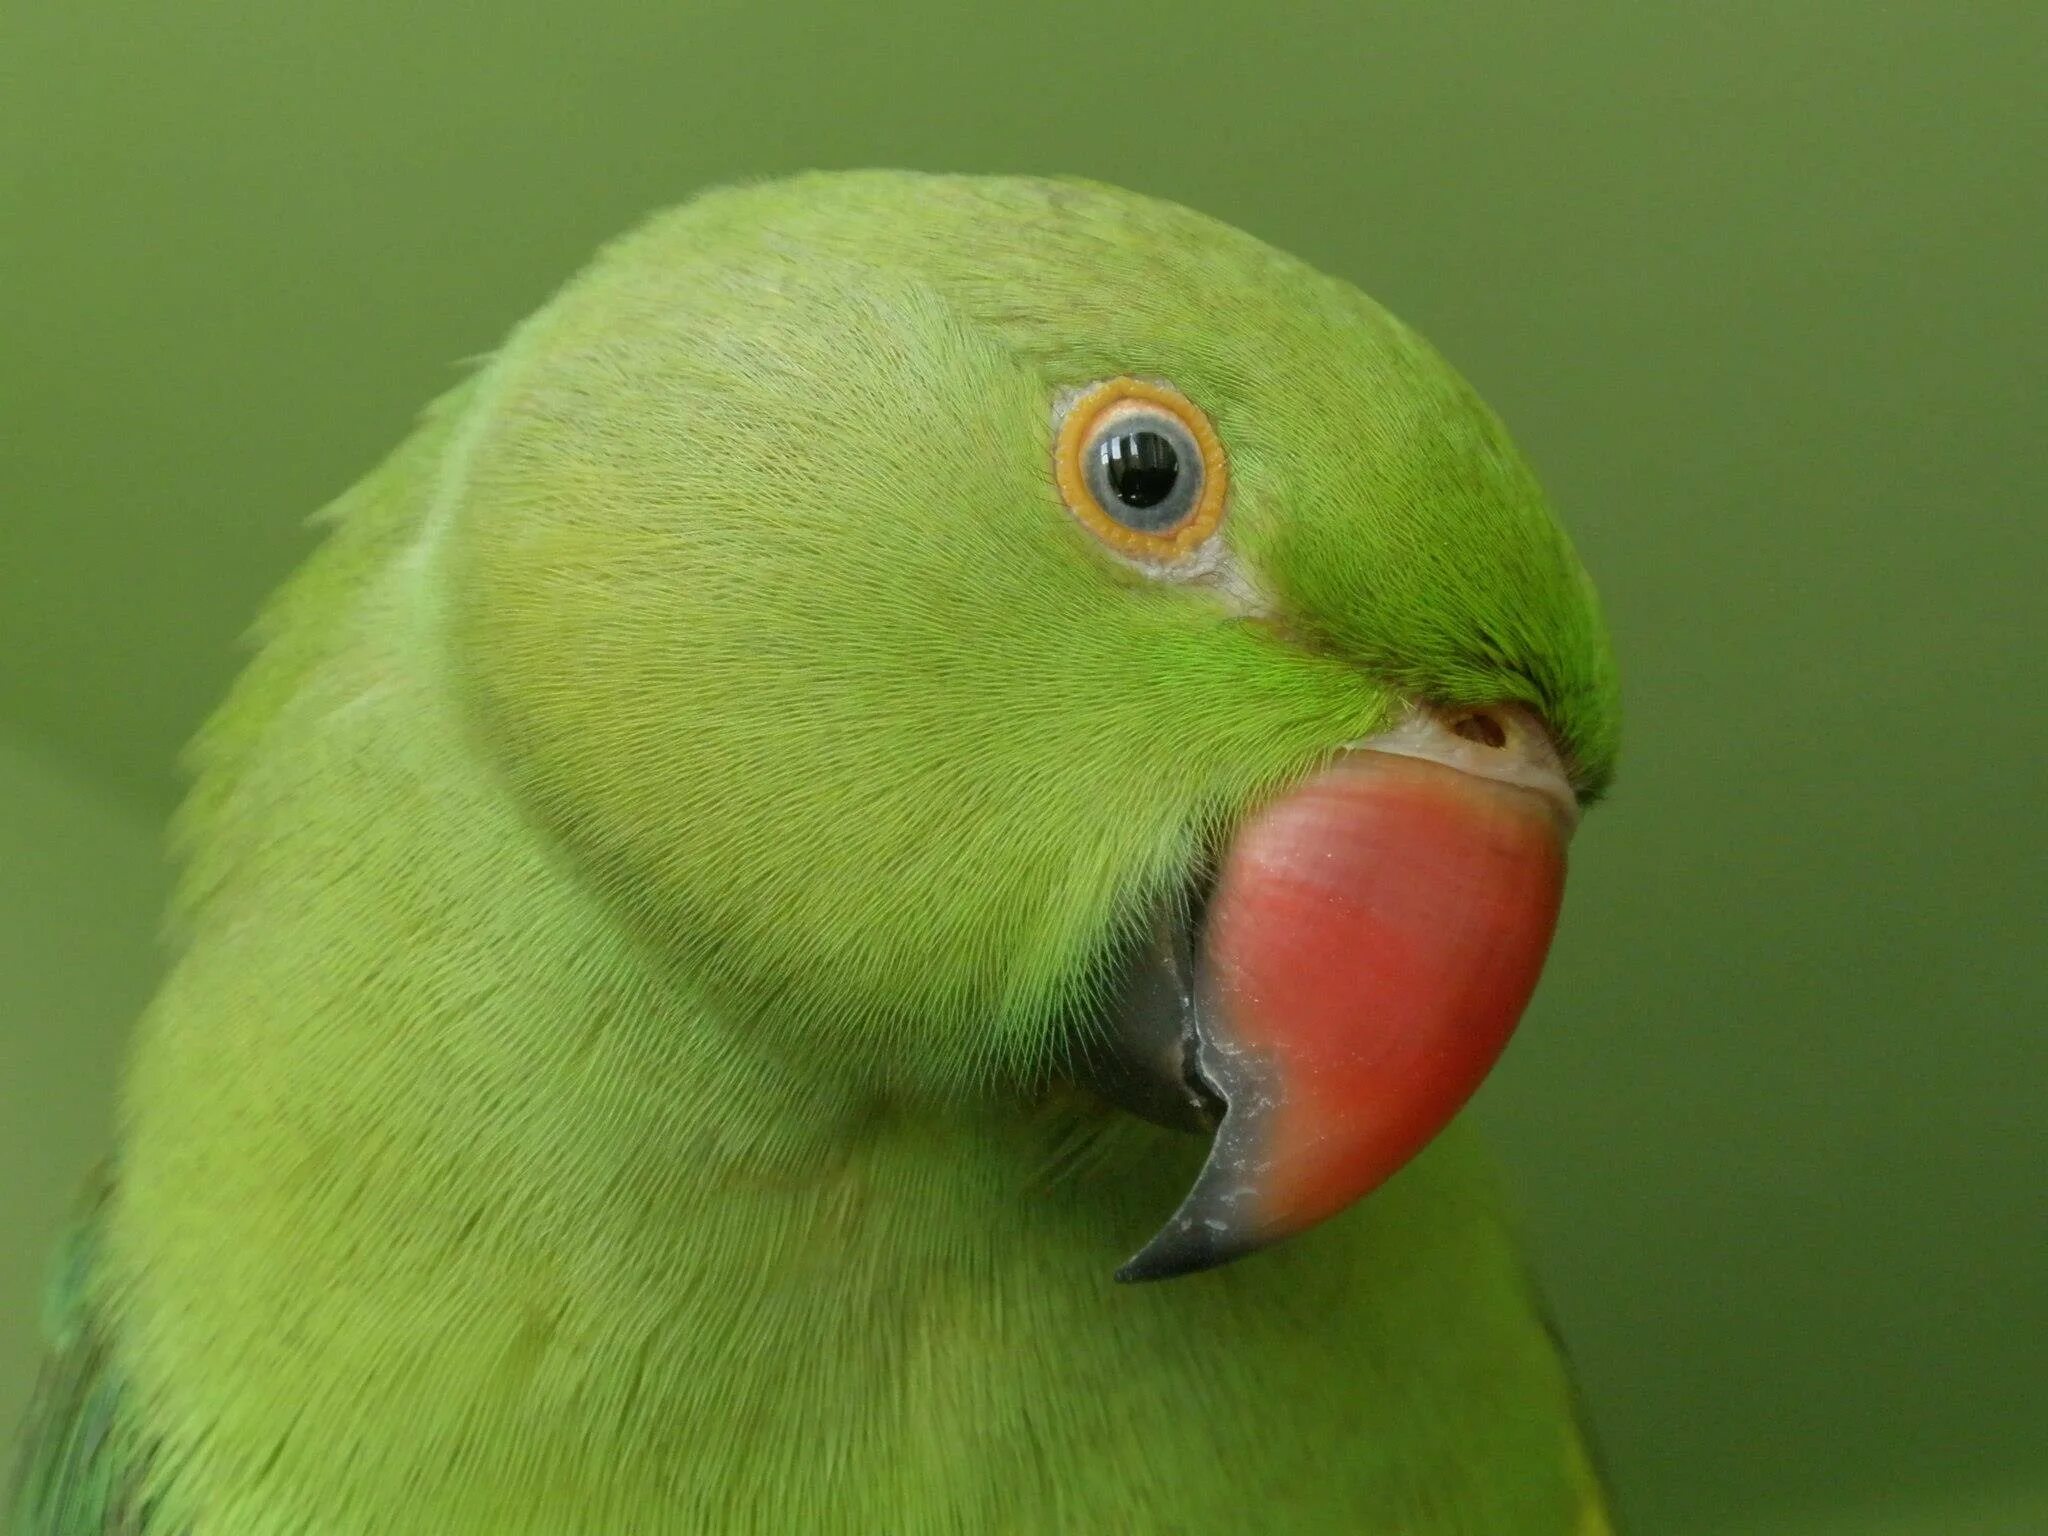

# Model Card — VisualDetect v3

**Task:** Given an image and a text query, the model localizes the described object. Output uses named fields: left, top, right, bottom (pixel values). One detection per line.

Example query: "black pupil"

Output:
left=1099, top=430, right=1180, bottom=509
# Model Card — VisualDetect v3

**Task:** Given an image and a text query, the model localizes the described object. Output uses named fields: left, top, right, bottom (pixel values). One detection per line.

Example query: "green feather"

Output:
left=11, top=172, right=1619, bottom=1534
left=9, top=1168, right=154, bottom=1535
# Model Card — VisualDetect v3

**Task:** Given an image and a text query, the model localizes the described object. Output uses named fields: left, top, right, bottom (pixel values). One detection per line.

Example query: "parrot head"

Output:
left=439, top=173, right=1618, bottom=1280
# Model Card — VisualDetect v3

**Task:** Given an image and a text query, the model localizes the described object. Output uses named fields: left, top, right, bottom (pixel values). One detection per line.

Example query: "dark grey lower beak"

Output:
left=1074, top=892, right=1222, bottom=1139
left=1076, top=885, right=1285, bottom=1284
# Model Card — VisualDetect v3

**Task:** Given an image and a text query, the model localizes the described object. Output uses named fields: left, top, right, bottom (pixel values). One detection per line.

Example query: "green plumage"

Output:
left=11, top=172, right=1619, bottom=1534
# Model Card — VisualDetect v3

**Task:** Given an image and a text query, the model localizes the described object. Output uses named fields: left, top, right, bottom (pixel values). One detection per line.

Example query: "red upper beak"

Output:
left=1110, top=703, right=1577, bottom=1282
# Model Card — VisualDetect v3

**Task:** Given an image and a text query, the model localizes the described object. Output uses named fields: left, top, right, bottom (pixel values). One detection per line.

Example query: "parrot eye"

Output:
left=1055, top=378, right=1228, bottom=561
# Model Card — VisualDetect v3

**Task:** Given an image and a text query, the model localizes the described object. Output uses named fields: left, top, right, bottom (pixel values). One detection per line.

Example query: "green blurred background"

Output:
left=3, top=4, right=2042, bottom=1531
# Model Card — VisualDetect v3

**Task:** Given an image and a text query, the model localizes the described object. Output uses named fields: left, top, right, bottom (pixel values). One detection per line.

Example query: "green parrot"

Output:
left=9, top=171, right=1621, bottom=1534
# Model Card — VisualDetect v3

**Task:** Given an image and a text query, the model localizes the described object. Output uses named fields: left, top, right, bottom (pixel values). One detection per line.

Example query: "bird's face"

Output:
left=443, top=175, right=1619, bottom=1277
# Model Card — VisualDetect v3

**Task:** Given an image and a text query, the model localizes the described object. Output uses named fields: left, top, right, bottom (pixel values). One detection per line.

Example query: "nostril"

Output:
left=1451, top=712, right=1509, bottom=750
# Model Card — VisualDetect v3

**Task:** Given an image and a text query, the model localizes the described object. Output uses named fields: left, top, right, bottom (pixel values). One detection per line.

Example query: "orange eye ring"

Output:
left=1054, top=377, right=1229, bottom=562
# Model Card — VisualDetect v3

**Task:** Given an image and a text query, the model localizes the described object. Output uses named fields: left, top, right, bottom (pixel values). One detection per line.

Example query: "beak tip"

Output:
left=1113, top=1220, right=1264, bottom=1285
